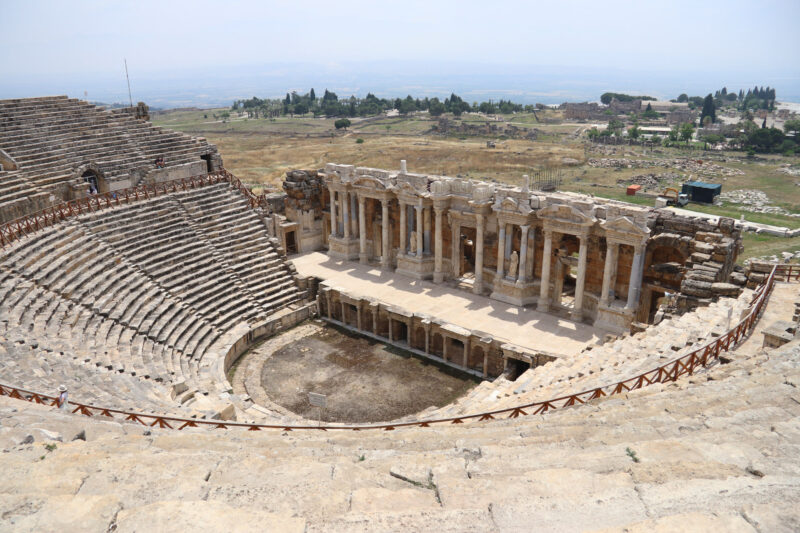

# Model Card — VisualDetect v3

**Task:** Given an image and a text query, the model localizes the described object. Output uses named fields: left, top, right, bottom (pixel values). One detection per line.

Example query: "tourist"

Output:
left=56, top=385, right=68, bottom=410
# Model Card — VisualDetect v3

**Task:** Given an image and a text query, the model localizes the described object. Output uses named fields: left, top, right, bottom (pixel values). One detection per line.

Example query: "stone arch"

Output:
left=75, top=163, right=108, bottom=194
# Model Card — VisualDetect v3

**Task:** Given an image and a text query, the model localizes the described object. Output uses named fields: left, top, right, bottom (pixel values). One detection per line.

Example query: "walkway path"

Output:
left=291, top=252, right=600, bottom=357
left=733, top=281, right=798, bottom=356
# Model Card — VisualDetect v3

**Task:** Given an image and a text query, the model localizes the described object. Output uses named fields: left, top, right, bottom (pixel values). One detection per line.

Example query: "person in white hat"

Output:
left=57, top=385, right=68, bottom=410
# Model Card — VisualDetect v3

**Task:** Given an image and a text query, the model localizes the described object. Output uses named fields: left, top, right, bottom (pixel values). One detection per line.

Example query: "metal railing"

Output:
left=0, top=168, right=268, bottom=248
left=1, top=264, right=796, bottom=432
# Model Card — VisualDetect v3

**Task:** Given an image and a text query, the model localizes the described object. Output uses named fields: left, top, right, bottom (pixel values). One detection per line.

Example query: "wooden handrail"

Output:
left=1, top=264, right=794, bottom=432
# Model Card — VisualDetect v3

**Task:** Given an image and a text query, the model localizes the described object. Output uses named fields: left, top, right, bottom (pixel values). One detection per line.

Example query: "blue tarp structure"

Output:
left=681, top=181, right=721, bottom=204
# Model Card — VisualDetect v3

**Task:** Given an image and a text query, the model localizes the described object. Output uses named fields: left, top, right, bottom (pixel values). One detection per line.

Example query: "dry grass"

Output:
left=209, top=132, right=582, bottom=188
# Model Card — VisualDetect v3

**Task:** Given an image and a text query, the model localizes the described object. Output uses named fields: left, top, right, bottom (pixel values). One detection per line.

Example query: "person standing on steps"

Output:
left=56, top=385, right=68, bottom=410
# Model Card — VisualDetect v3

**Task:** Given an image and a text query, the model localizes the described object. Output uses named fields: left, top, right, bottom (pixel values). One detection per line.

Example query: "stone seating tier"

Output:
left=0, top=96, right=218, bottom=222
left=0, top=184, right=305, bottom=417
left=0, top=337, right=797, bottom=531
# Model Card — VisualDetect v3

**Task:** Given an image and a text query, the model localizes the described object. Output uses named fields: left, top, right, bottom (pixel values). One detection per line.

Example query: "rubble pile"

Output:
left=617, top=172, right=682, bottom=189
left=777, top=165, right=800, bottom=177
left=717, top=189, right=800, bottom=217
left=588, top=157, right=745, bottom=178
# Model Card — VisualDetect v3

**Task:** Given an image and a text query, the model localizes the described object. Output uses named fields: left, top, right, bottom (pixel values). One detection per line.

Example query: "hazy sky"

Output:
left=1, top=0, right=799, bottom=104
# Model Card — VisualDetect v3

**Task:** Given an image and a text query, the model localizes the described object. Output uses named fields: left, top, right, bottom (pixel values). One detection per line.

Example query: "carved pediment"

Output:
left=602, top=215, right=650, bottom=237
left=396, top=180, right=426, bottom=199
left=537, top=203, right=595, bottom=226
left=352, top=176, right=387, bottom=190
left=493, top=194, right=531, bottom=215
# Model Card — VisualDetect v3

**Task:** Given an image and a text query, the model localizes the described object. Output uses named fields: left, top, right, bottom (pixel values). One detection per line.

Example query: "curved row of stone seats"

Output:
left=0, top=336, right=797, bottom=531
left=425, top=290, right=755, bottom=419
left=0, top=96, right=214, bottom=197
left=0, top=184, right=305, bottom=418
left=175, top=183, right=301, bottom=312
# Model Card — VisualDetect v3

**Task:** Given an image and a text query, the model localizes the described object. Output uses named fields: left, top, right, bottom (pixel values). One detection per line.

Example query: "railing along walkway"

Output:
left=0, top=168, right=268, bottom=248
left=2, top=265, right=797, bottom=432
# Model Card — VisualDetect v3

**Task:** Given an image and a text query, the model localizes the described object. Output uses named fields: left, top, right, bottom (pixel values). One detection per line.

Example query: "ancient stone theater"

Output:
left=0, top=97, right=798, bottom=531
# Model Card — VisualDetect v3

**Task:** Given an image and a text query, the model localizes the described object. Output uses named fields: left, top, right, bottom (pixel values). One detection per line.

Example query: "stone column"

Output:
left=496, top=223, right=506, bottom=279
left=371, top=306, right=379, bottom=335
left=358, top=196, right=367, bottom=264
left=482, top=350, right=489, bottom=377
left=342, top=192, right=350, bottom=239
left=423, top=207, right=431, bottom=254
left=442, top=336, right=448, bottom=362
left=351, top=193, right=358, bottom=237
left=462, top=338, right=470, bottom=368
left=328, top=187, right=337, bottom=238
left=388, top=317, right=393, bottom=341
left=325, top=290, right=333, bottom=319
left=381, top=199, right=391, bottom=270
left=399, top=200, right=407, bottom=255
left=538, top=230, right=553, bottom=312
left=600, top=241, right=619, bottom=305
left=474, top=213, right=485, bottom=294
left=451, top=223, right=460, bottom=278
left=517, top=225, right=529, bottom=285
left=341, top=301, right=347, bottom=325
left=626, top=244, right=645, bottom=310
left=571, top=235, right=589, bottom=321
left=356, top=304, right=362, bottom=330
left=406, top=321, right=412, bottom=345
left=504, top=225, right=513, bottom=269
left=423, top=321, right=431, bottom=353
left=434, top=208, right=444, bottom=282
left=415, top=206, right=424, bottom=258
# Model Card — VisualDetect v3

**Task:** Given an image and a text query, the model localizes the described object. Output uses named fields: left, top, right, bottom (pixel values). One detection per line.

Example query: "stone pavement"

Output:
left=292, top=251, right=601, bottom=357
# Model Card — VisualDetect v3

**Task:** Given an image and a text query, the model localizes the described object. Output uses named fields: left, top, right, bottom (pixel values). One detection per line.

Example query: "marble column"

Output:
left=538, top=230, right=553, bottom=312
left=423, top=207, right=431, bottom=254
left=626, top=244, right=645, bottom=310
left=415, top=206, right=423, bottom=258
left=496, top=223, right=506, bottom=279
left=451, top=223, right=460, bottom=277
left=399, top=201, right=407, bottom=255
left=482, top=351, right=489, bottom=377
left=358, top=196, right=367, bottom=264
left=328, top=187, right=337, bottom=238
left=381, top=199, right=390, bottom=270
left=342, top=192, right=350, bottom=239
left=571, top=235, right=589, bottom=321
left=474, top=213, right=485, bottom=294
left=434, top=208, right=444, bottom=282
left=600, top=241, right=619, bottom=305
left=350, top=193, right=358, bottom=237
left=517, top=225, right=530, bottom=285
left=462, top=338, right=469, bottom=368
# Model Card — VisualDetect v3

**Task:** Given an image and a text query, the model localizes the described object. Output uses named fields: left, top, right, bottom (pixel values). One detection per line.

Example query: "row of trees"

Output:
left=599, top=92, right=656, bottom=105
left=676, top=86, right=777, bottom=111
left=231, top=90, right=535, bottom=119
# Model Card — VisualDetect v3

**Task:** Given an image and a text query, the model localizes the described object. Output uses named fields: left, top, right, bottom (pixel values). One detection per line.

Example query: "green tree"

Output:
left=309, top=88, right=316, bottom=102
left=428, top=98, right=446, bottom=117
left=699, top=94, right=716, bottom=126
left=677, top=93, right=689, bottom=103
left=334, top=118, right=351, bottom=130
left=628, top=125, right=640, bottom=140
left=784, top=119, right=800, bottom=136
left=679, top=122, right=695, bottom=143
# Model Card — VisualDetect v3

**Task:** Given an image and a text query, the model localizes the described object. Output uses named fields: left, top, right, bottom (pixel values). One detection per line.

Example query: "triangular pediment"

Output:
left=537, top=203, right=595, bottom=226
left=602, top=215, right=650, bottom=237
left=352, top=176, right=387, bottom=190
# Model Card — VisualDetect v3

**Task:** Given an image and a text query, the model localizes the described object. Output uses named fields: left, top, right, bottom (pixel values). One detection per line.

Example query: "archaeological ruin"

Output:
left=0, top=96, right=798, bottom=530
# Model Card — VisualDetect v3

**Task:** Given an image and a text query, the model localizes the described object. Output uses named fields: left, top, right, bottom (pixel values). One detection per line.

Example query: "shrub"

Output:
left=356, top=138, right=364, bottom=144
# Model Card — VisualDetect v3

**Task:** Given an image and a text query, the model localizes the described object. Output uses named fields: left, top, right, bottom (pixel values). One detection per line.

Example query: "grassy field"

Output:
left=153, top=108, right=799, bottom=260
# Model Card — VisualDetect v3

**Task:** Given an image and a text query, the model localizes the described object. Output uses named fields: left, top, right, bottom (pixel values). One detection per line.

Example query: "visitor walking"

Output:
left=56, top=385, right=68, bottom=410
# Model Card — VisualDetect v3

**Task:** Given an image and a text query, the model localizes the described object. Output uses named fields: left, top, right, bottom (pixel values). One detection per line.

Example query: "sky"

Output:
left=1, top=0, right=799, bottom=106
